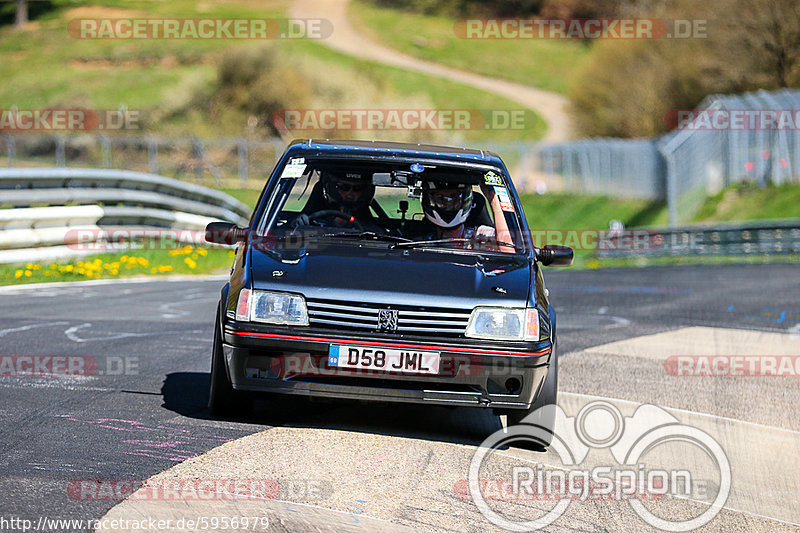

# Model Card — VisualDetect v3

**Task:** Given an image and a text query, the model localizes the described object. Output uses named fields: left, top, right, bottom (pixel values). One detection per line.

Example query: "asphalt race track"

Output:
left=0, top=263, right=798, bottom=532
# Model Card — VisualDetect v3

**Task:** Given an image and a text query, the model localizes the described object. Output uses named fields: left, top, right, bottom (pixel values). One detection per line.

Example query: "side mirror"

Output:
left=205, top=222, right=246, bottom=246
left=537, top=245, right=573, bottom=266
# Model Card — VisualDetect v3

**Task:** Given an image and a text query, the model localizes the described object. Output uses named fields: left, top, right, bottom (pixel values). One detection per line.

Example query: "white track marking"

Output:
left=562, top=391, right=800, bottom=435
left=63, top=323, right=201, bottom=343
left=0, top=274, right=227, bottom=293
left=0, top=322, right=69, bottom=337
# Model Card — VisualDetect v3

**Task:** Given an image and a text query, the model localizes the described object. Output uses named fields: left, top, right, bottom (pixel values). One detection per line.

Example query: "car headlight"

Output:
left=465, top=307, right=539, bottom=341
left=235, top=289, right=308, bottom=325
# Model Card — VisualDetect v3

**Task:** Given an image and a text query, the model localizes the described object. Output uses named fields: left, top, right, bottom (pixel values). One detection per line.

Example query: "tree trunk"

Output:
left=15, top=0, right=28, bottom=28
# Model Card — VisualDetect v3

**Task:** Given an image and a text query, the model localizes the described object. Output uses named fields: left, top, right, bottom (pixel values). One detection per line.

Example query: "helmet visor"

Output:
left=428, top=188, right=471, bottom=211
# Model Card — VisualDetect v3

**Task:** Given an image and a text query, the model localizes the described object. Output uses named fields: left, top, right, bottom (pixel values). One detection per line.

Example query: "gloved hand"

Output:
left=291, top=213, right=310, bottom=230
left=476, top=225, right=496, bottom=241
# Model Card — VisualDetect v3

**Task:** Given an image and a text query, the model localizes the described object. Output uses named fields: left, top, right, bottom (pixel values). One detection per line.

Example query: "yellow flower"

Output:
left=228, top=250, right=236, bottom=258
left=26, top=263, right=34, bottom=270
left=120, top=255, right=129, bottom=262
left=24, top=270, right=32, bottom=277
left=49, top=263, right=57, bottom=269
left=14, top=270, right=23, bottom=279
left=184, top=257, right=197, bottom=269
left=196, top=248, right=207, bottom=256
left=31, top=264, right=42, bottom=270
left=44, top=270, right=51, bottom=276
left=158, top=265, right=173, bottom=273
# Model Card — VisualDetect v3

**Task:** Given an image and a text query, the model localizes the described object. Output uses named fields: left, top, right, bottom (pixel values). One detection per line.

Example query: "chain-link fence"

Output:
left=3, top=88, right=799, bottom=225
left=659, top=89, right=800, bottom=224
left=534, top=139, right=664, bottom=199
left=530, top=88, right=800, bottom=225
left=1, top=133, right=286, bottom=189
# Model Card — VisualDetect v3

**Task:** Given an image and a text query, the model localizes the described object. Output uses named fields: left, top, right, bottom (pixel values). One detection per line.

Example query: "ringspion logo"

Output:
left=468, top=401, right=730, bottom=531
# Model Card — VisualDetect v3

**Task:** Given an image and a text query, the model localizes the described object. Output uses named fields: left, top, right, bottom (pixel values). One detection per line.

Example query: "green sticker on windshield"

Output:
left=484, top=171, right=503, bottom=186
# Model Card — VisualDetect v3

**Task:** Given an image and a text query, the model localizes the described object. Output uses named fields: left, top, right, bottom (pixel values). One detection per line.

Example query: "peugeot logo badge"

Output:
left=378, top=309, right=399, bottom=332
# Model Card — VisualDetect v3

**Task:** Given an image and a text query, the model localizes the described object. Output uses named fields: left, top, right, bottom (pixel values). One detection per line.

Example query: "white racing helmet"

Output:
left=422, top=182, right=473, bottom=228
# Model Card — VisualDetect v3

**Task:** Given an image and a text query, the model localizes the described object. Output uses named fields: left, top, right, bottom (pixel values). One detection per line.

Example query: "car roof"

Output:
left=286, top=139, right=506, bottom=167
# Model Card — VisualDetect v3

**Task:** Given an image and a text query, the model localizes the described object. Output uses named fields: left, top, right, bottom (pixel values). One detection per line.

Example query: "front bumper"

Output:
left=222, top=322, right=551, bottom=409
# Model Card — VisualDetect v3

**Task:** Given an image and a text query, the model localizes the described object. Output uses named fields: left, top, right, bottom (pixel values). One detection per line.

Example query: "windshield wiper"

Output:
left=391, top=238, right=516, bottom=250
left=317, top=231, right=412, bottom=243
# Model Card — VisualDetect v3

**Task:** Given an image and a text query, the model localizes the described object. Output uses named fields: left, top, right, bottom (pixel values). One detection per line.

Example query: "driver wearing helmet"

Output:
left=298, top=170, right=377, bottom=229
left=420, top=181, right=514, bottom=252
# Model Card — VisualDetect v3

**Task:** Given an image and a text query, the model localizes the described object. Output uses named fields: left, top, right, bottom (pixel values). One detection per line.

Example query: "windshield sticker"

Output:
left=281, top=158, right=307, bottom=178
left=493, top=186, right=515, bottom=212
left=484, top=171, right=503, bottom=186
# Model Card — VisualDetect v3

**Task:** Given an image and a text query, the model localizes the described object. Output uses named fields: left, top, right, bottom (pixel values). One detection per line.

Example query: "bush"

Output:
left=569, top=0, right=800, bottom=138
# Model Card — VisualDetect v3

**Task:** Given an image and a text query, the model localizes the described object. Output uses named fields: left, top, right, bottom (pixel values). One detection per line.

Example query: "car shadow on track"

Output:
left=161, top=372, right=503, bottom=447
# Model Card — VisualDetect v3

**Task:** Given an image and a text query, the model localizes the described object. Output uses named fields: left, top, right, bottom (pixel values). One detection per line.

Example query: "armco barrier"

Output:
left=595, top=220, right=800, bottom=258
left=0, top=168, right=251, bottom=264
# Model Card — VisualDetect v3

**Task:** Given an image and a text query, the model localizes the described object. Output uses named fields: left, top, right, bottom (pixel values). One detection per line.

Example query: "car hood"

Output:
left=249, top=245, right=530, bottom=308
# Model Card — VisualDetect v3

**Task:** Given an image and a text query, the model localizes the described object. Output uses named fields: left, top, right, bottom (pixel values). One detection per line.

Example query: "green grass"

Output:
left=693, top=182, right=800, bottom=222
left=0, top=0, right=545, bottom=145
left=282, top=39, right=546, bottom=143
left=349, top=0, right=591, bottom=94
left=516, top=183, right=800, bottom=270
left=219, top=188, right=263, bottom=210
left=0, top=246, right=236, bottom=286
left=519, top=193, right=666, bottom=230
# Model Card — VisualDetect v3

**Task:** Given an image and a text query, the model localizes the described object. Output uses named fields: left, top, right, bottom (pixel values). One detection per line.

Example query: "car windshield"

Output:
left=256, top=159, right=524, bottom=254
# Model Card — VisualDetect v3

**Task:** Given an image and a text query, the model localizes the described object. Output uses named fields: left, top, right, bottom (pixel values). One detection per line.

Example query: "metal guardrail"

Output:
left=595, top=220, right=800, bottom=258
left=0, top=168, right=252, bottom=264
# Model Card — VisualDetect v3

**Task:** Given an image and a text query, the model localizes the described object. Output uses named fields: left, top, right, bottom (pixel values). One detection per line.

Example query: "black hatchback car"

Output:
left=206, top=139, right=572, bottom=445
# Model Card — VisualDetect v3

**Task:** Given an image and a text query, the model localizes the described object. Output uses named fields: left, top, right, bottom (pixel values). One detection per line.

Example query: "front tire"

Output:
left=504, top=335, right=558, bottom=449
left=208, top=311, right=251, bottom=416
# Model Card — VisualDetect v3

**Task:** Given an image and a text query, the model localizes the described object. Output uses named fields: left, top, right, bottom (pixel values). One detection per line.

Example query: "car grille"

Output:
left=305, top=298, right=471, bottom=336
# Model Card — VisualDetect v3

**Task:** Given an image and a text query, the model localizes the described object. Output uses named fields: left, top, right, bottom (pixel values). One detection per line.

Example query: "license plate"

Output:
left=328, top=344, right=440, bottom=375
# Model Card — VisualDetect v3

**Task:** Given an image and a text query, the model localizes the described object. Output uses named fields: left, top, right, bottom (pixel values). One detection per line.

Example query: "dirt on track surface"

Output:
left=289, top=0, right=571, bottom=143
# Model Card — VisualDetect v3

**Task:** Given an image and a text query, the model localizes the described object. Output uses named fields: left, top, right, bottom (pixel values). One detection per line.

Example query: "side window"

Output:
left=284, top=170, right=319, bottom=212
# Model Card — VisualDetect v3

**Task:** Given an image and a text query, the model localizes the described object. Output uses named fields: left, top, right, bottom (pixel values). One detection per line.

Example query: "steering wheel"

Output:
left=304, top=210, right=364, bottom=231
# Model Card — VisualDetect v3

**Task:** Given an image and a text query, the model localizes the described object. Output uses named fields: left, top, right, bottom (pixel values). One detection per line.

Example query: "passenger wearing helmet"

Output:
left=420, top=181, right=514, bottom=252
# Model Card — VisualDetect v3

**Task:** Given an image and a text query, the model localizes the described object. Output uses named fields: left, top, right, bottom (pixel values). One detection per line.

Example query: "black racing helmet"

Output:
left=322, top=170, right=376, bottom=212
left=421, top=181, right=473, bottom=228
